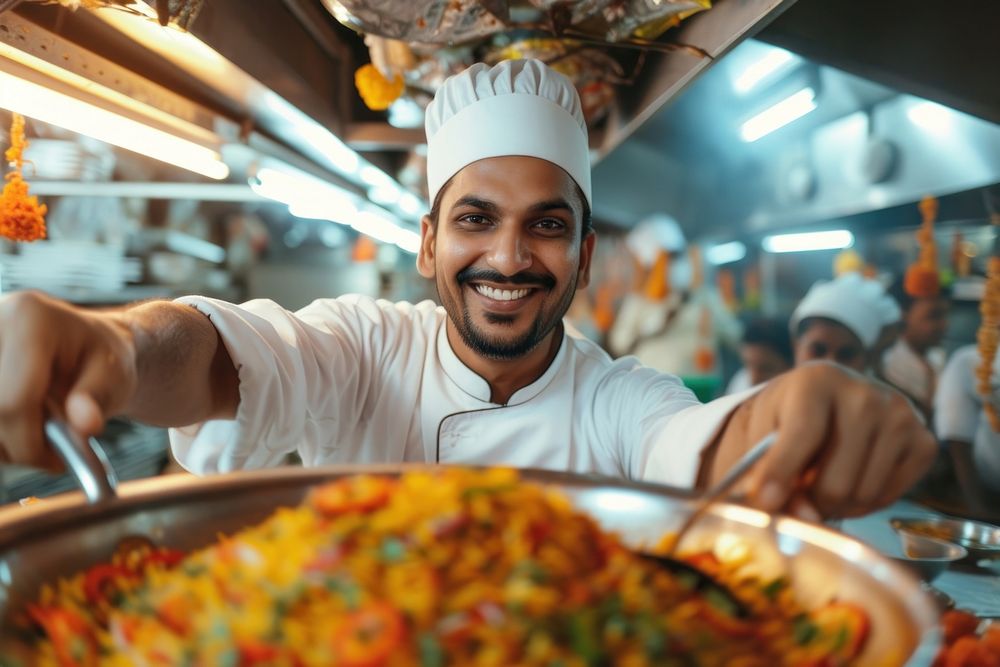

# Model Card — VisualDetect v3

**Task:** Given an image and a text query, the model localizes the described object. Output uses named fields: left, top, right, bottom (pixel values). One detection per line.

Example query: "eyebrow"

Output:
left=451, top=196, right=575, bottom=216
left=452, top=196, right=501, bottom=213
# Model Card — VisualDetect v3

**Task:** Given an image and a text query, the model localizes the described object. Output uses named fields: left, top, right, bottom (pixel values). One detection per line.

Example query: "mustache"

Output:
left=456, top=267, right=556, bottom=290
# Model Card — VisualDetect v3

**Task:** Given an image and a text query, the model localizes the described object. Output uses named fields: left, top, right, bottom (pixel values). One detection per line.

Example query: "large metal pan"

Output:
left=0, top=425, right=940, bottom=665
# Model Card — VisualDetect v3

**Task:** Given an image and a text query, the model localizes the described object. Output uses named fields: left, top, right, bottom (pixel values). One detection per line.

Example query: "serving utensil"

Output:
left=669, top=431, right=779, bottom=555
left=637, top=431, right=778, bottom=618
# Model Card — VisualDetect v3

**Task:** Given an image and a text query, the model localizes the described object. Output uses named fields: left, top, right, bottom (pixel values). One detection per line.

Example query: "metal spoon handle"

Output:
left=44, top=419, right=118, bottom=504
left=705, top=431, right=778, bottom=502
left=669, top=431, right=778, bottom=554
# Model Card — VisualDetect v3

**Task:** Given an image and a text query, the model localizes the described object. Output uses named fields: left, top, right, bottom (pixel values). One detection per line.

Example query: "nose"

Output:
left=485, top=225, right=532, bottom=277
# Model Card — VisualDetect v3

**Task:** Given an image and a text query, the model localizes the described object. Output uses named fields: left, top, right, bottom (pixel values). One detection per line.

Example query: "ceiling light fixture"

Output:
left=252, top=168, right=421, bottom=254
left=705, top=241, right=747, bottom=265
left=906, top=101, right=954, bottom=136
left=0, top=70, right=229, bottom=179
left=734, top=47, right=795, bottom=93
left=762, top=230, right=853, bottom=253
left=740, top=87, right=817, bottom=142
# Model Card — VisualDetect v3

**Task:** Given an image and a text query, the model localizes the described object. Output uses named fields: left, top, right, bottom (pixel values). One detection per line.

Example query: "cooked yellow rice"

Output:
left=7, top=468, right=875, bottom=666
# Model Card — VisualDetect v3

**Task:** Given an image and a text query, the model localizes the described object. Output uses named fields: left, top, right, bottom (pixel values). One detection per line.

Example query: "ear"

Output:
left=416, top=215, right=436, bottom=279
left=576, top=230, right=596, bottom=290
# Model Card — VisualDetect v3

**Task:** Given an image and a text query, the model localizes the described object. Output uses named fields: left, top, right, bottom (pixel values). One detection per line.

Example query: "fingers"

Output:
left=874, top=423, right=938, bottom=508
left=851, top=395, right=915, bottom=513
left=785, top=494, right=822, bottom=523
left=738, top=363, right=937, bottom=520
left=65, top=350, right=119, bottom=437
left=807, top=387, right=880, bottom=516
left=0, top=320, right=56, bottom=469
left=66, top=392, right=105, bottom=439
left=748, top=368, right=834, bottom=512
left=0, top=292, right=129, bottom=469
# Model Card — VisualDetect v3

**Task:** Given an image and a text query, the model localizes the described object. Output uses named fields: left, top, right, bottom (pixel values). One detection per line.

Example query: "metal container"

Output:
left=891, top=516, right=1000, bottom=562
left=0, top=426, right=941, bottom=665
left=891, top=530, right=969, bottom=582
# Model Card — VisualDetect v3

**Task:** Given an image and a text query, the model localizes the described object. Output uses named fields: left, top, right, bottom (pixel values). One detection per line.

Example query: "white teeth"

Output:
left=474, top=285, right=530, bottom=301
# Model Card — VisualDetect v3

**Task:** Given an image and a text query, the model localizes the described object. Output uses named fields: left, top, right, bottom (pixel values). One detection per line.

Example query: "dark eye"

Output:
left=534, top=218, right=566, bottom=233
left=458, top=214, right=490, bottom=226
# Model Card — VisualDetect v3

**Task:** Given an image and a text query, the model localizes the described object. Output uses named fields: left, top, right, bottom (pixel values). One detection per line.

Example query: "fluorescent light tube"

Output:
left=705, top=241, right=747, bottom=265
left=0, top=71, right=229, bottom=179
left=252, top=167, right=358, bottom=210
left=907, top=101, right=953, bottom=135
left=398, top=193, right=425, bottom=217
left=735, top=48, right=794, bottom=93
left=762, top=230, right=853, bottom=253
left=740, top=87, right=817, bottom=142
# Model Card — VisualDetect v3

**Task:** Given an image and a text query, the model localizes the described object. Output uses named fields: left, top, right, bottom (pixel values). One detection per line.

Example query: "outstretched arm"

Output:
left=0, top=291, right=238, bottom=468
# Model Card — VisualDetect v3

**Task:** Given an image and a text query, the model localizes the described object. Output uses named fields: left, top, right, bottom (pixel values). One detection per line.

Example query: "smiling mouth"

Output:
left=471, top=284, right=535, bottom=302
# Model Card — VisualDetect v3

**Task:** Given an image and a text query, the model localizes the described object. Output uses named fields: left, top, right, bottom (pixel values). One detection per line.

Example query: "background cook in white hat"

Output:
left=790, top=273, right=888, bottom=374
left=0, top=59, right=935, bottom=522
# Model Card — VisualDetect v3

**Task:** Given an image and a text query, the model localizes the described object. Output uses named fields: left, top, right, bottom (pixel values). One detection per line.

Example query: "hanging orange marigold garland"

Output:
left=1, top=113, right=47, bottom=242
left=903, top=196, right=940, bottom=298
left=977, top=252, right=1000, bottom=432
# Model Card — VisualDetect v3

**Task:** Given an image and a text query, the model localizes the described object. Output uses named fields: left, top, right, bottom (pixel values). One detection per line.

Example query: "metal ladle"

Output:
left=638, top=431, right=779, bottom=618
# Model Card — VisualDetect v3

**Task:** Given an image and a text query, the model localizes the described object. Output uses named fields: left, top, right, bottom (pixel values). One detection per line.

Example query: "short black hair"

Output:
left=888, top=276, right=951, bottom=314
left=743, top=317, right=793, bottom=365
left=427, top=176, right=593, bottom=239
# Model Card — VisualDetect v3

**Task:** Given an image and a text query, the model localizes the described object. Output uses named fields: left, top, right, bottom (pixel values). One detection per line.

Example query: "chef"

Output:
left=0, top=60, right=934, bottom=519
left=882, top=277, right=950, bottom=416
left=790, top=273, right=888, bottom=374
left=934, top=345, right=1000, bottom=499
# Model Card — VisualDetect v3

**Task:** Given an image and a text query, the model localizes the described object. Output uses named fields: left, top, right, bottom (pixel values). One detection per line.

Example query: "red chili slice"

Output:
left=311, top=477, right=393, bottom=517
left=238, top=639, right=285, bottom=666
left=332, top=601, right=406, bottom=667
left=28, top=605, right=97, bottom=667
left=83, top=563, right=132, bottom=606
left=139, top=548, right=186, bottom=570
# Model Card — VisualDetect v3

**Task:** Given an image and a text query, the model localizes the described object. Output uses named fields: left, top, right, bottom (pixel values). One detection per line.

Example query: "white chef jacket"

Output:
left=725, top=368, right=752, bottom=396
left=934, top=344, right=1000, bottom=490
left=882, top=339, right=946, bottom=409
left=169, top=295, right=753, bottom=488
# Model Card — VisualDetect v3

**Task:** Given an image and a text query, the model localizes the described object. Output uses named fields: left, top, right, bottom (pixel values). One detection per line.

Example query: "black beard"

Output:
left=439, top=267, right=576, bottom=361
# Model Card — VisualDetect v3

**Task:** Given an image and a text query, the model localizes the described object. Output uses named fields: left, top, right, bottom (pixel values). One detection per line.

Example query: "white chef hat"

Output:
left=625, top=213, right=686, bottom=267
left=791, top=273, right=885, bottom=349
left=425, top=59, right=591, bottom=208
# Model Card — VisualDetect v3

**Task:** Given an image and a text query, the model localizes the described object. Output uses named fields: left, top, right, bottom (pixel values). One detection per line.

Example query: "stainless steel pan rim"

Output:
left=0, top=442, right=941, bottom=665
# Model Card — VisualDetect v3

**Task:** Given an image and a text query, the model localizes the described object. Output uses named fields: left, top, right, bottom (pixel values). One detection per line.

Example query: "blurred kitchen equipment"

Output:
left=891, top=516, right=1000, bottom=562
left=890, top=530, right=968, bottom=583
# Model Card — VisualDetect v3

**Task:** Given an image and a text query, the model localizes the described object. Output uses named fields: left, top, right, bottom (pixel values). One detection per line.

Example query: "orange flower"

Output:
left=977, top=255, right=1000, bottom=431
left=1, top=113, right=47, bottom=242
left=904, top=195, right=939, bottom=297
left=354, top=63, right=404, bottom=111
left=903, top=265, right=940, bottom=298
left=643, top=250, right=670, bottom=301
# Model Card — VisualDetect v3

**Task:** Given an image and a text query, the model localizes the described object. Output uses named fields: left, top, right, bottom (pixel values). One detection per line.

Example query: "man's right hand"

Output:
left=0, top=291, right=137, bottom=469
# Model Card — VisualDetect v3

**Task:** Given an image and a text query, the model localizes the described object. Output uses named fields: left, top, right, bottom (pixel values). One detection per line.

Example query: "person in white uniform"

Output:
left=0, top=60, right=934, bottom=520
left=790, top=273, right=887, bottom=374
left=934, top=345, right=1000, bottom=510
left=882, top=278, right=949, bottom=416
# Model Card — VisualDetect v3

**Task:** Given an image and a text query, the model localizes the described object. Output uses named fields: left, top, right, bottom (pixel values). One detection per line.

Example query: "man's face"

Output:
left=794, top=320, right=867, bottom=373
left=904, top=296, right=949, bottom=349
left=741, top=343, right=791, bottom=387
left=417, top=156, right=594, bottom=360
